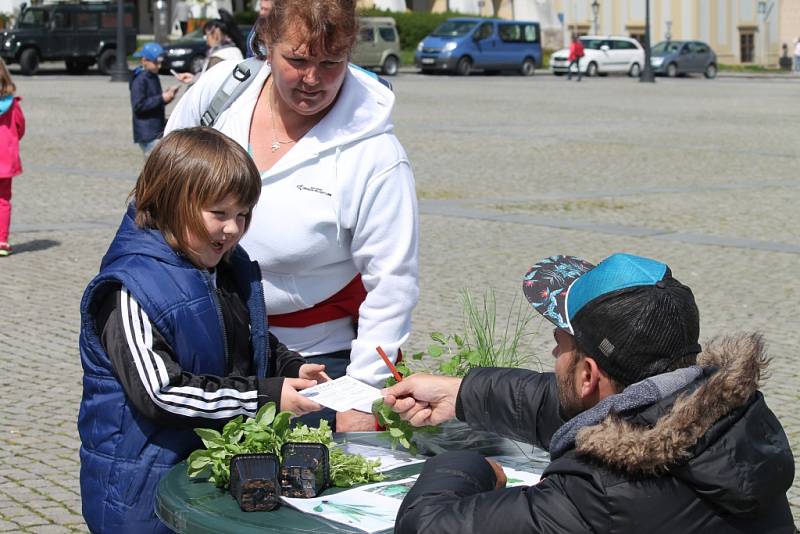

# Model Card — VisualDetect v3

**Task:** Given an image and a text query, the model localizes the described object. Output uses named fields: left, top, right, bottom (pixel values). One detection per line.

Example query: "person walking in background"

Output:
left=794, top=36, right=800, bottom=72
left=172, top=0, right=190, bottom=36
left=0, top=58, right=25, bottom=257
left=129, top=43, right=179, bottom=155
left=567, top=33, right=585, bottom=81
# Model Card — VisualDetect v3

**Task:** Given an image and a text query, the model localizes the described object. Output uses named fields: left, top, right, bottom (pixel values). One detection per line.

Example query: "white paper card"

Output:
left=502, top=466, right=542, bottom=487
left=299, top=375, right=383, bottom=413
left=281, top=476, right=419, bottom=534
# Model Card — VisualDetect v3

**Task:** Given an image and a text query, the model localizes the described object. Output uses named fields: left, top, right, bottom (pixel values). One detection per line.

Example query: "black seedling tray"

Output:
left=280, top=442, right=330, bottom=498
left=229, top=453, right=281, bottom=512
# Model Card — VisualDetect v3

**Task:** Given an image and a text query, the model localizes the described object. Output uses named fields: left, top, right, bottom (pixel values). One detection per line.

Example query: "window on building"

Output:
left=630, top=33, right=646, bottom=47
left=569, top=24, right=590, bottom=38
left=740, top=32, right=754, bottom=62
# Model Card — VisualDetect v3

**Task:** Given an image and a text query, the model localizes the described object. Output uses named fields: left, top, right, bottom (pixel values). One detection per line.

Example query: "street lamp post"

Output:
left=109, top=0, right=129, bottom=81
left=591, top=0, right=599, bottom=35
left=639, top=0, right=655, bottom=82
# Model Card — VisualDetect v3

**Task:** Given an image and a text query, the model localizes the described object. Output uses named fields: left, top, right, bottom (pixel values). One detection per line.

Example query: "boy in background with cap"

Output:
left=385, top=253, right=795, bottom=533
left=129, top=42, right=180, bottom=155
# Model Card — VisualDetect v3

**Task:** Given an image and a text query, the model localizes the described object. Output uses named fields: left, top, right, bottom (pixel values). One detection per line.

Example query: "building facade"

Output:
left=362, top=0, right=799, bottom=65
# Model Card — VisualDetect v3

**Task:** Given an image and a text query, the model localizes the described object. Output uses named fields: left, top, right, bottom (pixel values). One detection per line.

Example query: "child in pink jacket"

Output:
left=0, top=58, right=25, bottom=256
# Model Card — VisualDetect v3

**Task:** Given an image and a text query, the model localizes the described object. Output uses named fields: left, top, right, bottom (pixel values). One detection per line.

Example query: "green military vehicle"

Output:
left=0, top=1, right=136, bottom=75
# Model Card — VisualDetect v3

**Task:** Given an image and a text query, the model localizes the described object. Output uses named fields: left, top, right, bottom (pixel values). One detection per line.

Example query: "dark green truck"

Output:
left=0, top=1, right=136, bottom=75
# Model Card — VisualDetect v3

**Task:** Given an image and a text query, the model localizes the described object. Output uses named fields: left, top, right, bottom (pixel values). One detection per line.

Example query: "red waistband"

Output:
left=268, top=274, right=368, bottom=328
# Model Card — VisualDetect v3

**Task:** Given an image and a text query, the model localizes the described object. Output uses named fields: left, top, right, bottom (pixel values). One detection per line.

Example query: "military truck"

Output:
left=0, top=1, right=136, bottom=75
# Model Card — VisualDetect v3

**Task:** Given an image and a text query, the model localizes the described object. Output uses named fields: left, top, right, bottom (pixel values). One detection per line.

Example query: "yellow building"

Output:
left=360, top=0, right=800, bottom=66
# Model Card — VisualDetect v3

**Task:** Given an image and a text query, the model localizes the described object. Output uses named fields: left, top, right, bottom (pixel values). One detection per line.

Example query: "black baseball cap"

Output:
left=523, top=253, right=701, bottom=385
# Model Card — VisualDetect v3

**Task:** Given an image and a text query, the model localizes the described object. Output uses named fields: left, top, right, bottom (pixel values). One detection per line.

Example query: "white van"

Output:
left=550, top=36, right=644, bottom=77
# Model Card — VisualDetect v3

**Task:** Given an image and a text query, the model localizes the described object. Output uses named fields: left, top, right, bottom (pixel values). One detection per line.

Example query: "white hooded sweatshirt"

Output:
left=165, top=60, right=418, bottom=388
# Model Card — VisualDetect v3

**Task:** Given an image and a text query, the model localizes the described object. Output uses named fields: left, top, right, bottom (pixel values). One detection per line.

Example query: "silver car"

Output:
left=650, top=40, right=718, bottom=79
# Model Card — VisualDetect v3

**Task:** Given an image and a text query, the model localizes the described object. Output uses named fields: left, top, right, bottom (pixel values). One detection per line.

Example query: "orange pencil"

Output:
left=376, top=345, right=402, bottom=382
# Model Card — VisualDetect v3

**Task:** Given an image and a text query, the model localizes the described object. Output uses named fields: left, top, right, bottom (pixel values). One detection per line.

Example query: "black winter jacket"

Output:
left=129, top=67, right=165, bottom=143
left=396, top=334, right=796, bottom=533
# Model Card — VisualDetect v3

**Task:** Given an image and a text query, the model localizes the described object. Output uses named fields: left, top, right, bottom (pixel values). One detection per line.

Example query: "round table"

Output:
left=156, top=427, right=550, bottom=533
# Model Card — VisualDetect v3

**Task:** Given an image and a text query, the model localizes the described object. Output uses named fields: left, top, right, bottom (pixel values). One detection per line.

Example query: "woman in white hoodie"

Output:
left=165, top=0, right=418, bottom=431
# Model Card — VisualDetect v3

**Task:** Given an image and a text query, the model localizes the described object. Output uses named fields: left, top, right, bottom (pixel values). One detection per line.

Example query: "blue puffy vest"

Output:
left=78, top=206, right=270, bottom=533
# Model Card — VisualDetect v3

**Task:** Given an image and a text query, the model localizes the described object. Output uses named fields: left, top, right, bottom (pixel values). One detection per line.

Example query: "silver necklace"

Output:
left=268, top=80, right=295, bottom=152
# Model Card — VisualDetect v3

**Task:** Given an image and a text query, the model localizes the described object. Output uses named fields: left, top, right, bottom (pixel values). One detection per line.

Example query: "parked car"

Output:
left=415, top=18, right=542, bottom=76
left=351, top=17, right=400, bottom=76
left=162, top=25, right=251, bottom=74
left=650, top=40, right=717, bottom=78
left=0, top=1, right=136, bottom=75
left=550, top=35, right=644, bottom=77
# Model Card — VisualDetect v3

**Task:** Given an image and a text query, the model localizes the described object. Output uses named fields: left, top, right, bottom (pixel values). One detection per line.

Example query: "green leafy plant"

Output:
left=375, top=288, right=537, bottom=451
left=422, top=289, right=535, bottom=376
left=187, top=403, right=384, bottom=488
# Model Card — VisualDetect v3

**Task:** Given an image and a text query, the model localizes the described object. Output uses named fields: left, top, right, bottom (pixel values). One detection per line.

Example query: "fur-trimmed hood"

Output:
left=574, top=333, right=794, bottom=514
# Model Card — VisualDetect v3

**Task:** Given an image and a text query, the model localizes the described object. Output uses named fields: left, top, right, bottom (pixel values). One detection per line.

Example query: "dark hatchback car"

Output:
left=161, top=24, right=250, bottom=74
left=650, top=40, right=717, bottom=78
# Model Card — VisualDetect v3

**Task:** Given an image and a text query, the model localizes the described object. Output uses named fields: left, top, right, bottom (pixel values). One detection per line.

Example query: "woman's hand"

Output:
left=299, top=363, right=330, bottom=383
left=336, top=409, right=376, bottom=431
left=174, top=72, right=195, bottom=84
left=280, top=377, right=322, bottom=416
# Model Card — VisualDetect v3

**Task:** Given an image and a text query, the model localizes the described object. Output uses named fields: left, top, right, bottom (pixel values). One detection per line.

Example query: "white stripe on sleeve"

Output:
left=120, top=288, right=258, bottom=419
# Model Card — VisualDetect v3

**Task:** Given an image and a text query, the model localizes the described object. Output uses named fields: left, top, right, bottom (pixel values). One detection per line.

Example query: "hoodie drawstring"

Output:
left=333, top=145, right=343, bottom=245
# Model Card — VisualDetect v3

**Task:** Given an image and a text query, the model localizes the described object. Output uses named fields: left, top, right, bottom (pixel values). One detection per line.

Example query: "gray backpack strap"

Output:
left=200, top=57, right=265, bottom=127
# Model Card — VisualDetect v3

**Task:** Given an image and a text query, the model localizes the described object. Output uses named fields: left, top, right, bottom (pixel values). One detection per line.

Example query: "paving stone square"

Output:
left=1, top=67, right=798, bottom=530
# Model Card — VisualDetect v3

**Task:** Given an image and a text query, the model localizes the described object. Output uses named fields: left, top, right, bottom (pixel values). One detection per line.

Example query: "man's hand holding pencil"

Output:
left=382, top=373, right=462, bottom=427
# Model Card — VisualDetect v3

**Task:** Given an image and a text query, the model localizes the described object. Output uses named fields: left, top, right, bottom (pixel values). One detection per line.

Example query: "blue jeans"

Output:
left=294, top=349, right=350, bottom=431
left=138, top=138, right=159, bottom=155
left=567, top=59, right=582, bottom=80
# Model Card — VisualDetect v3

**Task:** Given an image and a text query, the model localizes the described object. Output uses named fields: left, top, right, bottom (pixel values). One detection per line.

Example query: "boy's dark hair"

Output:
left=131, top=127, right=261, bottom=261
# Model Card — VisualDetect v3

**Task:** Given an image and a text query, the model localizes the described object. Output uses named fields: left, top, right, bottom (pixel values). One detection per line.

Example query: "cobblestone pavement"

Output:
left=1, top=66, right=798, bottom=531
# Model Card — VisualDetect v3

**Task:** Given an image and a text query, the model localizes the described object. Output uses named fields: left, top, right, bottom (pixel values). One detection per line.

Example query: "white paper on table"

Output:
left=281, top=476, right=419, bottom=534
left=340, top=443, right=426, bottom=472
left=496, top=465, right=542, bottom=487
left=298, top=375, right=383, bottom=413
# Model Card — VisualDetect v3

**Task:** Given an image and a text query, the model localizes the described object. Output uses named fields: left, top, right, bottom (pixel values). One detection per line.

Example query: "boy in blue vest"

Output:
left=78, top=128, right=327, bottom=533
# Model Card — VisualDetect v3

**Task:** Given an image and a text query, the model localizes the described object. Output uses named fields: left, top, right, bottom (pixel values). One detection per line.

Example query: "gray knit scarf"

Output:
left=549, top=365, right=703, bottom=460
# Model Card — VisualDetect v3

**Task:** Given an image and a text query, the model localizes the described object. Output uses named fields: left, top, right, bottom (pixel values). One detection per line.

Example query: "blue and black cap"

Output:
left=523, top=253, right=701, bottom=385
